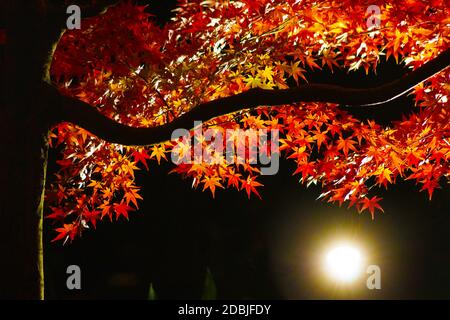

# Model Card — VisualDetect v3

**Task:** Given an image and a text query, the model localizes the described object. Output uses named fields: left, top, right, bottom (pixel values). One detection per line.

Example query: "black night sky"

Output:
left=42, top=1, right=450, bottom=300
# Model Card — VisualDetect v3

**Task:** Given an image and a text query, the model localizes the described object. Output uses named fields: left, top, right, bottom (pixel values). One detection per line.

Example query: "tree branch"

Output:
left=78, top=0, right=119, bottom=18
left=56, top=47, right=450, bottom=146
left=49, top=0, right=119, bottom=20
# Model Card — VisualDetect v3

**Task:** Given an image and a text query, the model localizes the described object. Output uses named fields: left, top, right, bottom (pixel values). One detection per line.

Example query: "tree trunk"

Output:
left=0, top=0, right=117, bottom=299
left=0, top=0, right=57, bottom=299
left=0, top=106, right=48, bottom=299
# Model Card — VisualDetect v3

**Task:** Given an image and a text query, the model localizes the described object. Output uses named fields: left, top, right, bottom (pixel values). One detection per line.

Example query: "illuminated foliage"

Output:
left=47, top=0, right=449, bottom=242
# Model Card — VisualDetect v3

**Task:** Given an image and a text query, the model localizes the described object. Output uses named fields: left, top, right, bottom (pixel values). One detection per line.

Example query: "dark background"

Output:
left=43, top=0, right=450, bottom=299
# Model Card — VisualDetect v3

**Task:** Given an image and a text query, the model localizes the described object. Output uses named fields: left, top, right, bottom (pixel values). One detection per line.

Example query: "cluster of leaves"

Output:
left=47, top=0, right=449, bottom=243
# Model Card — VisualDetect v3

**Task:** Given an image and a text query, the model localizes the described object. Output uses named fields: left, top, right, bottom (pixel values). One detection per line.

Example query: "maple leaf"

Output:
left=289, top=61, right=307, bottom=84
left=45, top=207, right=66, bottom=221
left=241, top=176, right=263, bottom=199
left=329, top=188, right=350, bottom=207
left=99, top=201, right=113, bottom=221
left=150, top=144, right=168, bottom=164
left=124, top=187, right=144, bottom=208
left=102, top=187, right=114, bottom=201
left=387, top=29, right=407, bottom=63
left=305, top=56, right=321, bottom=70
left=226, top=170, right=242, bottom=189
left=321, top=51, right=340, bottom=72
left=337, top=137, right=357, bottom=157
left=328, top=123, right=342, bottom=137
left=359, top=196, right=384, bottom=219
left=312, top=130, right=328, bottom=150
left=52, top=223, right=78, bottom=243
left=374, top=166, right=394, bottom=188
left=202, top=176, right=223, bottom=198
left=293, top=162, right=316, bottom=182
left=56, top=159, right=73, bottom=170
left=244, top=75, right=264, bottom=88
left=87, top=180, right=102, bottom=189
left=420, top=179, right=440, bottom=200
left=258, top=66, right=274, bottom=82
left=113, top=202, right=135, bottom=220
left=118, top=158, right=140, bottom=179
left=430, top=151, right=445, bottom=164
left=287, top=145, right=308, bottom=162
left=189, top=163, right=208, bottom=175
left=406, top=149, right=423, bottom=167
left=133, top=149, right=151, bottom=170
left=82, top=209, right=101, bottom=229
left=279, top=135, right=295, bottom=151
left=389, top=151, right=404, bottom=176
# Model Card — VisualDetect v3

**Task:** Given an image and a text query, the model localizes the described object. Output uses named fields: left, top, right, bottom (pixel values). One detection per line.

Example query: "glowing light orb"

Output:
left=325, top=244, right=363, bottom=283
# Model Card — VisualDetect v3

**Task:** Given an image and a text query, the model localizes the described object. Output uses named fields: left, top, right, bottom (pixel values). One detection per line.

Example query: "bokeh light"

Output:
left=324, top=243, right=364, bottom=283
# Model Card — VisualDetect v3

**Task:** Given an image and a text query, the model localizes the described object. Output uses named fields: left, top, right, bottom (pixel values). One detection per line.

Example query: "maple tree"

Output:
left=1, top=0, right=449, bottom=299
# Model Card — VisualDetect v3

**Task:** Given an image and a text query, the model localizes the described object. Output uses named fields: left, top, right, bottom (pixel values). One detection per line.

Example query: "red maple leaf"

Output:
left=113, top=202, right=135, bottom=220
left=133, top=149, right=151, bottom=170
left=52, top=224, right=78, bottom=243
left=241, top=176, right=263, bottom=199
left=82, top=209, right=101, bottom=229
left=420, top=179, right=440, bottom=200
left=359, top=196, right=384, bottom=219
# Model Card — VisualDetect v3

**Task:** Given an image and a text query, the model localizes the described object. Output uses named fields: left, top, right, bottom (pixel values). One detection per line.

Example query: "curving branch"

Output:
left=56, top=47, right=450, bottom=146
